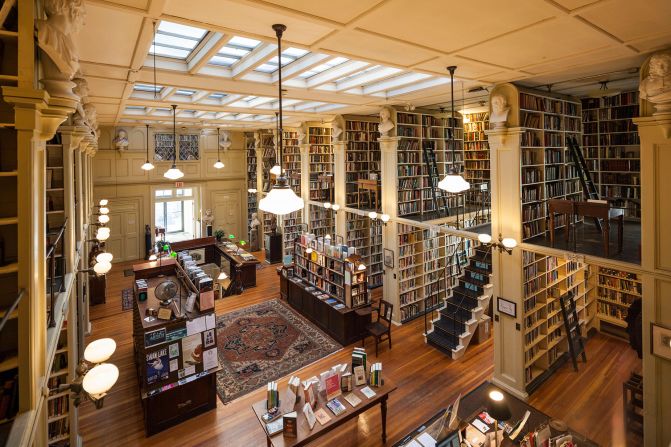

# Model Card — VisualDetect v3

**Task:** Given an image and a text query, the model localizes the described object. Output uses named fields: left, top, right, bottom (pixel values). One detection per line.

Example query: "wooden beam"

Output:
left=187, top=33, right=231, bottom=74
left=231, top=43, right=277, bottom=80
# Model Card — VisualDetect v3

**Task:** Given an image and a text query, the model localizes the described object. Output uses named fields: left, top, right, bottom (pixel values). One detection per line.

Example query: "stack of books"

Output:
left=369, top=363, right=382, bottom=387
left=266, top=381, right=279, bottom=410
left=351, top=347, right=367, bottom=372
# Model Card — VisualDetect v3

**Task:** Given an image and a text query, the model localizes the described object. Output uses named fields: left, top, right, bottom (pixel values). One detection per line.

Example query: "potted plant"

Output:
left=214, top=229, right=225, bottom=242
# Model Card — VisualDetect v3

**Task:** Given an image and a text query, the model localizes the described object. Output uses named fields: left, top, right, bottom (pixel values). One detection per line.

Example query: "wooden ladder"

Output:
left=559, top=290, right=587, bottom=371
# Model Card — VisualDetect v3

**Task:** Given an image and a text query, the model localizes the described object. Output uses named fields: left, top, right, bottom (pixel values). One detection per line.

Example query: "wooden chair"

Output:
left=362, top=300, right=393, bottom=357
left=574, top=200, right=623, bottom=257
left=548, top=199, right=575, bottom=247
left=357, top=179, right=380, bottom=210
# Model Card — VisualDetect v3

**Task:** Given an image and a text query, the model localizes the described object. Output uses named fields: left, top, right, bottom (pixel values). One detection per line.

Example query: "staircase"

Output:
left=425, top=245, right=493, bottom=360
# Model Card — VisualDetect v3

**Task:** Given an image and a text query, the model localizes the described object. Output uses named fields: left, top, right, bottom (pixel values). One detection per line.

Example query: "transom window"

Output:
left=255, top=47, right=309, bottom=73
left=150, top=21, right=207, bottom=60
left=154, top=133, right=200, bottom=161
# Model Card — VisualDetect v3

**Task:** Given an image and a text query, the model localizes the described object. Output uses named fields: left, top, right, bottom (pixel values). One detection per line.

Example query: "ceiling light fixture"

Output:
left=141, top=124, right=155, bottom=171
left=213, top=127, right=225, bottom=169
left=438, top=66, right=470, bottom=194
left=258, top=24, right=305, bottom=216
left=163, top=105, right=184, bottom=180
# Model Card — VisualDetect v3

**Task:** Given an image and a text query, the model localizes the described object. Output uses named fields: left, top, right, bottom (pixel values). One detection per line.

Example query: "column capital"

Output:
left=378, top=136, right=400, bottom=154
left=633, top=114, right=671, bottom=139
left=59, top=125, right=90, bottom=149
left=1, top=86, right=73, bottom=141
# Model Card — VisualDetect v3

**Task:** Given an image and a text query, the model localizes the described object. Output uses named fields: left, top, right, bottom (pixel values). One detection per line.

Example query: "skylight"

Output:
left=255, top=47, right=309, bottom=73
left=134, top=83, right=162, bottom=93
left=209, top=93, right=227, bottom=99
left=209, top=36, right=261, bottom=66
left=175, top=89, right=196, bottom=96
left=150, top=20, right=207, bottom=60
left=125, top=106, right=146, bottom=113
left=298, top=57, right=349, bottom=79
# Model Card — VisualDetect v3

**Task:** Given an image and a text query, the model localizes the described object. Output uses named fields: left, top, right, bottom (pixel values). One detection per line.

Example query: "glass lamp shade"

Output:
left=501, top=238, right=517, bottom=249
left=380, top=214, right=390, bottom=223
left=84, top=338, right=116, bottom=364
left=96, top=252, right=114, bottom=263
left=163, top=164, right=184, bottom=180
left=213, top=160, right=225, bottom=169
left=331, top=204, right=340, bottom=212
left=217, top=271, right=229, bottom=280
left=357, top=263, right=366, bottom=271
left=141, top=161, right=155, bottom=171
left=82, top=363, right=119, bottom=398
left=99, top=207, right=109, bottom=215
left=98, top=214, right=110, bottom=224
left=368, top=211, right=378, bottom=220
left=323, top=202, right=331, bottom=209
left=258, top=178, right=304, bottom=216
left=148, top=254, right=158, bottom=261
left=99, top=199, right=108, bottom=206
left=487, top=390, right=512, bottom=422
left=96, top=229, right=110, bottom=242
left=248, top=188, right=257, bottom=193
left=478, top=233, right=492, bottom=244
left=438, top=172, right=470, bottom=193
left=93, top=261, right=112, bottom=275
left=269, top=164, right=281, bottom=176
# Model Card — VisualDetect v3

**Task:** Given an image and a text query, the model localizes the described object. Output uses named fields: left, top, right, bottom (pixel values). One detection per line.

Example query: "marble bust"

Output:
left=115, top=130, right=129, bottom=150
left=640, top=51, right=671, bottom=115
left=490, top=94, right=510, bottom=129
left=379, top=107, right=395, bottom=137
left=249, top=212, right=260, bottom=230
left=332, top=120, right=343, bottom=142
left=72, top=74, right=89, bottom=126
left=202, top=209, right=214, bottom=226
left=296, top=127, right=306, bottom=143
left=219, top=130, right=232, bottom=150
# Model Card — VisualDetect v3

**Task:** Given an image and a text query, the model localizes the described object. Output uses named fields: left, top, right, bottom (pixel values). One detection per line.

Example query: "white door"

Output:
left=212, top=190, right=241, bottom=240
left=106, top=199, right=141, bottom=262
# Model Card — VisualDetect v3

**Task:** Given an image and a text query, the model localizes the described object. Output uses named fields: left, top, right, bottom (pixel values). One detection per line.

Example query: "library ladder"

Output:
left=559, top=290, right=587, bottom=372
left=422, top=141, right=449, bottom=217
left=567, top=136, right=602, bottom=231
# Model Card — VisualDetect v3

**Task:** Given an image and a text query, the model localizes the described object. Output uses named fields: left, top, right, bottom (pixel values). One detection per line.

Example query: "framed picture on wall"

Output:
left=651, top=322, right=671, bottom=361
left=497, top=297, right=517, bottom=318
left=188, top=248, right=206, bottom=265
left=383, top=249, right=394, bottom=268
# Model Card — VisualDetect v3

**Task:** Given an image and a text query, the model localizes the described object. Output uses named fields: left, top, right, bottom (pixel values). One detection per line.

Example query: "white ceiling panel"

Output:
left=261, top=0, right=383, bottom=24
left=414, top=56, right=503, bottom=80
left=578, top=0, right=671, bottom=43
left=77, top=3, right=143, bottom=66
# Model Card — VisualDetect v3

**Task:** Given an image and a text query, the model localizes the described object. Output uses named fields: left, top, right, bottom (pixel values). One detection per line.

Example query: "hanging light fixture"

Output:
left=141, top=124, right=155, bottom=171
left=269, top=111, right=281, bottom=176
left=213, top=127, right=225, bottom=169
left=258, top=24, right=305, bottom=216
left=163, top=104, right=184, bottom=180
left=438, top=66, right=470, bottom=194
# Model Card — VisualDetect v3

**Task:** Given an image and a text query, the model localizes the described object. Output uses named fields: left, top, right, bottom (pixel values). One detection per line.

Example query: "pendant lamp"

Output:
left=269, top=111, right=281, bottom=176
left=163, top=104, right=184, bottom=180
left=213, top=127, right=224, bottom=169
left=258, top=24, right=305, bottom=216
left=141, top=124, right=155, bottom=170
left=438, top=66, right=470, bottom=194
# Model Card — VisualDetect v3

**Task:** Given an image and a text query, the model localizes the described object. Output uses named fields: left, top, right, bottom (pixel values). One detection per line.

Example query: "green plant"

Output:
left=214, top=229, right=225, bottom=240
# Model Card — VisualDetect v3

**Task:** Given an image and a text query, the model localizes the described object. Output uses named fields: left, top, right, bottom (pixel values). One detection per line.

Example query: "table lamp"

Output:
left=488, top=390, right=511, bottom=447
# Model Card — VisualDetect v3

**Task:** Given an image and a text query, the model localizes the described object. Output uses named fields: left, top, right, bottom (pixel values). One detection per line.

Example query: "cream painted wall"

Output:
left=92, top=126, right=247, bottom=261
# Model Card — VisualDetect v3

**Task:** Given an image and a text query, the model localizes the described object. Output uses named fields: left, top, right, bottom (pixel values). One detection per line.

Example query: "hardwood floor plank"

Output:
left=80, top=254, right=640, bottom=446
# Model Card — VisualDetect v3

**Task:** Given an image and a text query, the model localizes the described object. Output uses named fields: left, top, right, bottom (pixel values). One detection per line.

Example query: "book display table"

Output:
left=252, top=378, right=397, bottom=447
left=216, top=242, right=260, bottom=288
left=280, top=273, right=370, bottom=346
left=393, top=381, right=597, bottom=447
left=132, top=260, right=220, bottom=436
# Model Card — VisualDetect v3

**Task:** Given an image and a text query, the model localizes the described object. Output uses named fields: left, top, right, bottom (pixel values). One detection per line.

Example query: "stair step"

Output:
left=441, top=304, right=473, bottom=322
left=452, top=285, right=479, bottom=298
left=463, top=270, right=489, bottom=284
left=459, top=279, right=485, bottom=293
left=446, top=294, right=479, bottom=311
left=426, top=331, right=459, bottom=353
left=433, top=317, right=465, bottom=337
left=464, top=264, right=492, bottom=276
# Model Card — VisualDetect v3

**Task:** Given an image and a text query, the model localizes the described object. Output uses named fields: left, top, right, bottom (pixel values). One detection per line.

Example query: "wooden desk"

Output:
left=575, top=200, right=623, bottom=257
left=281, top=274, right=370, bottom=346
left=131, top=262, right=219, bottom=436
left=357, top=178, right=381, bottom=210
left=394, top=381, right=597, bottom=447
left=216, top=243, right=260, bottom=288
left=548, top=198, right=574, bottom=247
left=252, top=379, right=397, bottom=446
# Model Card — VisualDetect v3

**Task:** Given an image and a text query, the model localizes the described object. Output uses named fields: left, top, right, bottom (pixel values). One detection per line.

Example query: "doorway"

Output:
left=154, top=188, right=197, bottom=242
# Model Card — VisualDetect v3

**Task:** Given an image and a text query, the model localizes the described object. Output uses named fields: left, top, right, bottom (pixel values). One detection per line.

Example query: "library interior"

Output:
left=1, top=0, right=671, bottom=446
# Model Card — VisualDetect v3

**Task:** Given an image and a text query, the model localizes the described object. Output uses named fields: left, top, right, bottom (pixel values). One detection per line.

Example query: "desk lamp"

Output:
left=488, top=390, right=511, bottom=447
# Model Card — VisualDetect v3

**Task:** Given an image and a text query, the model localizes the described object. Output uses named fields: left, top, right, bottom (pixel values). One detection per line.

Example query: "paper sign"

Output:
left=186, top=316, right=206, bottom=336
left=169, top=358, right=178, bottom=372
left=203, top=347, right=218, bottom=370
left=205, top=313, right=215, bottom=330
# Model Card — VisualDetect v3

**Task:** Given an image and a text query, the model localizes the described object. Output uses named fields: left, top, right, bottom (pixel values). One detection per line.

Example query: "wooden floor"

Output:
left=80, top=254, right=641, bottom=447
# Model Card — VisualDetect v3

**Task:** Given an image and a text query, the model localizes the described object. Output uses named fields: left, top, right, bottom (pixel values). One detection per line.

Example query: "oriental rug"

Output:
left=215, top=299, right=340, bottom=404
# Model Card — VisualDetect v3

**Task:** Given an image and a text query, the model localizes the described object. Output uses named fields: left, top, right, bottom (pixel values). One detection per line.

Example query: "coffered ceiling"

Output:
left=78, top=0, right=671, bottom=128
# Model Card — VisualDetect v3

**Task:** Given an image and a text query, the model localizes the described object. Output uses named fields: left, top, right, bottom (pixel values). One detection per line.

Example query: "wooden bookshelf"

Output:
left=521, top=251, right=595, bottom=392
left=46, top=142, right=65, bottom=232
left=279, top=128, right=302, bottom=257
left=308, top=203, right=333, bottom=239
left=581, top=91, right=640, bottom=219
left=281, top=210, right=302, bottom=258
left=245, top=132, right=257, bottom=229
left=344, top=212, right=383, bottom=289
left=595, top=266, right=641, bottom=340
left=463, top=112, right=490, bottom=203
left=396, top=223, right=469, bottom=323
left=259, top=129, right=275, bottom=243
left=518, top=91, right=582, bottom=241
left=395, top=109, right=465, bottom=218
left=293, top=234, right=369, bottom=309
left=308, top=125, right=333, bottom=203
left=344, top=118, right=381, bottom=210
left=47, top=325, right=70, bottom=445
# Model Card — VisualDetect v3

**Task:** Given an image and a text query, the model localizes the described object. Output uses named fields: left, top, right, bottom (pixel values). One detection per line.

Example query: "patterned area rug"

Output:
left=216, top=299, right=340, bottom=404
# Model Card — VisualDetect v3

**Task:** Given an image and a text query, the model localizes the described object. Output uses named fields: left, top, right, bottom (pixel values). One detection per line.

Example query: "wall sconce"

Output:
left=478, top=233, right=517, bottom=255
left=248, top=188, right=258, bottom=194
left=95, top=227, right=111, bottom=242
left=324, top=202, right=340, bottom=214
left=99, top=199, right=108, bottom=207
left=368, top=212, right=390, bottom=226
left=56, top=338, right=119, bottom=409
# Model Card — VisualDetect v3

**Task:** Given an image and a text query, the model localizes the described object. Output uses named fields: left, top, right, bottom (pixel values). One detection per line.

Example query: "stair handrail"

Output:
left=0, top=288, right=24, bottom=334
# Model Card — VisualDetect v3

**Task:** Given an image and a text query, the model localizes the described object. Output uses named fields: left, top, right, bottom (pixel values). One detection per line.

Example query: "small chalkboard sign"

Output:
left=144, top=328, right=166, bottom=348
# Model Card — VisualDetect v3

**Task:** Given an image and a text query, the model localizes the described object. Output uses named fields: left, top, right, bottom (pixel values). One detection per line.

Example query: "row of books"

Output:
left=582, top=104, right=638, bottom=122
left=583, top=133, right=640, bottom=147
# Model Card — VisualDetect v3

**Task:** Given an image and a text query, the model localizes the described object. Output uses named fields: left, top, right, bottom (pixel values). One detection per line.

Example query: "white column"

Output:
left=379, top=136, right=401, bottom=322
left=486, top=127, right=527, bottom=399
left=299, top=143, right=310, bottom=225
left=333, top=140, right=346, bottom=236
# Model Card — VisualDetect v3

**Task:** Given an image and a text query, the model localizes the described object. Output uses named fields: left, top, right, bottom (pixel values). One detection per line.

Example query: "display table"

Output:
left=252, top=378, right=397, bottom=447
left=132, top=260, right=220, bottom=436
left=393, top=381, right=597, bottom=447
left=280, top=273, right=370, bottom=346
left=216, top=242, right=260, bottom=288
